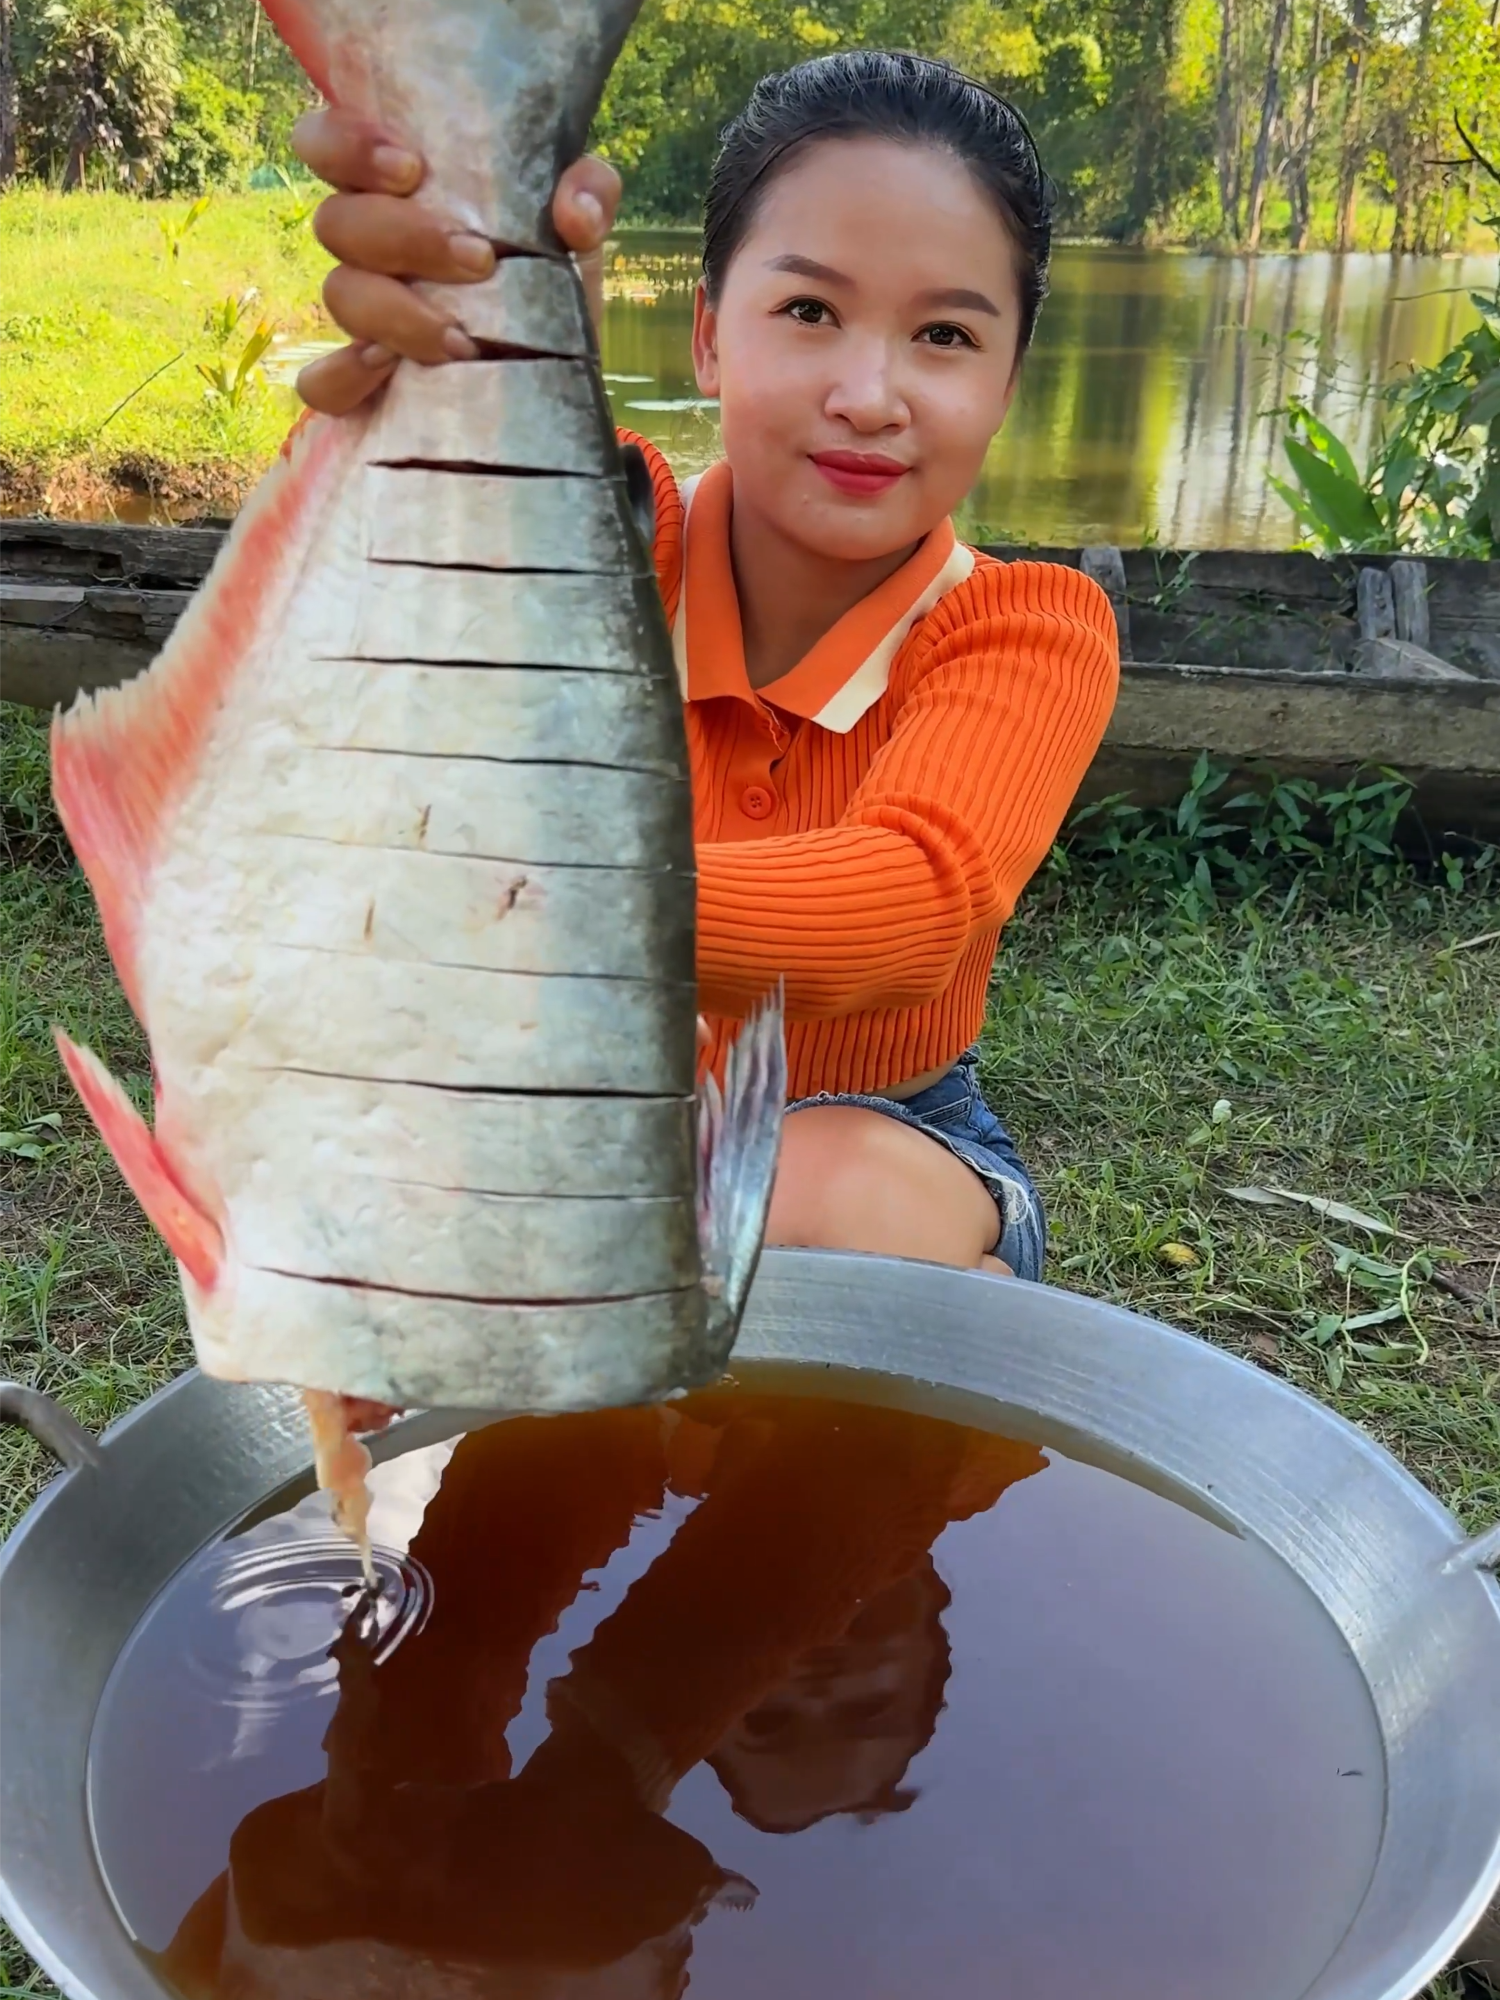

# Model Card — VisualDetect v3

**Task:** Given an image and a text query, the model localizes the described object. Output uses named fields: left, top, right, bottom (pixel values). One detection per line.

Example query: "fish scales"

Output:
left=49, top=0, right=784, bottom=1417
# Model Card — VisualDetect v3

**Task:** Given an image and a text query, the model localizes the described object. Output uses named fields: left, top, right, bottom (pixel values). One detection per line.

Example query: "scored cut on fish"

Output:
left=48, top=0, right=786, bottom=1439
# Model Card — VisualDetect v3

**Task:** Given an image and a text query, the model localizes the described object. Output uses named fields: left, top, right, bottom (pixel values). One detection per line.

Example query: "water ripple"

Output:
left=184, top=1535, right=433, bottom=1721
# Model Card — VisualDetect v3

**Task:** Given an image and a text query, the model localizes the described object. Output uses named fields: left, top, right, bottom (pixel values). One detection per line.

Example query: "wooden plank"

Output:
left=1106, top=662, right=1500, bottom=774
left=981, top=544, right=1500, bottom=680
left=1, top=579, right=189, bottom=646
left=1, top=627, right=155, bottom=710
left=0, top=518, right=224, bottom=590
left=4, top=522, right=1498, bottom=842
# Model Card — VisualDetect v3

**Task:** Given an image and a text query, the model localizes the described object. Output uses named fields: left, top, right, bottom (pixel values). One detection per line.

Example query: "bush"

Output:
left=152, top=59, right=259, bottom=193
left=18, top=0, right=179, bottom=188
left=1050, top=754, right=1495, bottom=919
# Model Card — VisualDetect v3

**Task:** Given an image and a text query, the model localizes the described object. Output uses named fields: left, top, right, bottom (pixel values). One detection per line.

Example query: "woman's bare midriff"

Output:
left=878, top=1062, right=953, bottom=1102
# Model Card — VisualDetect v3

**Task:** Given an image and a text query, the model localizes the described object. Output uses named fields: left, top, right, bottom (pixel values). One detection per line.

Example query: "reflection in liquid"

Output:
left=152, top=1393, right=1033, bottom=1997
left=88, top=1370, right=1386, bottom=2000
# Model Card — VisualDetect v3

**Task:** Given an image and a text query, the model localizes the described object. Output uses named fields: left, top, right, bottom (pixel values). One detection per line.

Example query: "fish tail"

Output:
left=697, top=987, right=786, bottom=1336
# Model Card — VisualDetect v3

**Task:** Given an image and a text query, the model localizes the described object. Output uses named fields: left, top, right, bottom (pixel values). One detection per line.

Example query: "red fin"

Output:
left=51, top=415, right=347, bottom=1015
left=256, top=0, right=333, bottom=100
left=56, top=1031, right=223, bottom=1291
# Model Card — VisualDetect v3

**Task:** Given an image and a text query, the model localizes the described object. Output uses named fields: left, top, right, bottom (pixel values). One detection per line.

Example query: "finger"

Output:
left=323, top=266, right=478, bottom=364
left=696, top=1017, right=711, bottom=1056
left=554, top=155, right=622, bottom=254
left=316, top=192, right=495, bottom=284
left=292, top=105, right=424, bottom=195
left=296, top=342, right=397, bottom=417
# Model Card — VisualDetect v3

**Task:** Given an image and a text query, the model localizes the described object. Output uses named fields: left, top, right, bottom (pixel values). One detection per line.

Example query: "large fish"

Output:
left=49, top=0, right=785, bottom=1438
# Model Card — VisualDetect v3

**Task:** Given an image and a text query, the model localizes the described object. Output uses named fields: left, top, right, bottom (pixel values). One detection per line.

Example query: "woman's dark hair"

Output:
left=702, top=50, right=1053, bottom=350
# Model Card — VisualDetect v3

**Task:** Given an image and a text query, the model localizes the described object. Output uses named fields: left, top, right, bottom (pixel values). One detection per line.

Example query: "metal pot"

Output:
left=3, top=1249, right=1498, bottom=2000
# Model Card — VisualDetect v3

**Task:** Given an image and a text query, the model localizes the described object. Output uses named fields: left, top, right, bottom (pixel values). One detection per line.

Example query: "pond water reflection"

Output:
left=598, top=233, right=1495, bottom=550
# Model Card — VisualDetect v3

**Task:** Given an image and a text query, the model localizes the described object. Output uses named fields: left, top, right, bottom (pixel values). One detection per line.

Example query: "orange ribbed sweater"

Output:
left=626, top=434, right=1120, bottom=1100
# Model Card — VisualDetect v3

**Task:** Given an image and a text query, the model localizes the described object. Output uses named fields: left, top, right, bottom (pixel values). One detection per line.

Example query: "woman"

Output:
left=291, top=51, right=1119, bottom=1282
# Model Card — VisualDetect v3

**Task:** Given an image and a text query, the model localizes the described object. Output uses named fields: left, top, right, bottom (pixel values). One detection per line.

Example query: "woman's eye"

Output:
left=785, top=297, right=833, bottom=327
left=919, top=322, right=977, bottom=350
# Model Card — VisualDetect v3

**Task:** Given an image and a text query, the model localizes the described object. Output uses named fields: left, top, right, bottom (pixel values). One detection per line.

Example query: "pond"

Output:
left=589, top=234, right=1494, bottom=551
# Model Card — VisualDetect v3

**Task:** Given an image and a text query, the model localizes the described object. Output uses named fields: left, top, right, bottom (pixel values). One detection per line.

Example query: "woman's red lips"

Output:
left=810, top=450, right=912, bottom=495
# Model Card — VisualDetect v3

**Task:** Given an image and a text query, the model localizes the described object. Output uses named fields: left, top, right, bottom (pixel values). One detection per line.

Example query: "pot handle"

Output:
left=0, top=1382, right=103, bottom=1471
left=1443, top=1519, right=1500, bottom=1577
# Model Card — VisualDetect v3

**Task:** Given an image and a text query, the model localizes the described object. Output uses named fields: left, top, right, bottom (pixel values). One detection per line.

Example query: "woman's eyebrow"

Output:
left=914, top=286, right=1000, bottom=317
left=765, top=253, right=852, bottom=285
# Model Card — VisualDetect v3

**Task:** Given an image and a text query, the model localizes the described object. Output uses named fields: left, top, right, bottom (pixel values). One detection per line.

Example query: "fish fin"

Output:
left=256, top=0, right=334, bottom=100
left=55, top=1030, right=223, bottom=1292
left=697, top=987, right=786, bottom=1334
left=51, top=414, right=345, bottom=1014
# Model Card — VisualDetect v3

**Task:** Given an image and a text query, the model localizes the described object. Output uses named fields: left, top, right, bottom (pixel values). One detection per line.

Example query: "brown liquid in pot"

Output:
left=88, top=1364, right=1383, bottom=2000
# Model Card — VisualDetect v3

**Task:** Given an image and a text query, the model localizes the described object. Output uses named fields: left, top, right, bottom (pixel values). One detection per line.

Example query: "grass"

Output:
left=0, top=188, right=332, bottom=516
left=1, top=701, right=1497, bottom=1995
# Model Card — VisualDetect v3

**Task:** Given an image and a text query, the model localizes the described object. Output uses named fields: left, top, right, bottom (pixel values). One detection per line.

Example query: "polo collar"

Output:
left=671, top=460, right=976, bottom=734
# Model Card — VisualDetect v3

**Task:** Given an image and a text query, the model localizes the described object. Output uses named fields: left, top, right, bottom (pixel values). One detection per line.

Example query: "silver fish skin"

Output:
left=49, top=0, right=785, bottom=1414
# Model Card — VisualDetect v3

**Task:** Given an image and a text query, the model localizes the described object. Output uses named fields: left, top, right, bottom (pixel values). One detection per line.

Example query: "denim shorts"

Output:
left=785, top=1047, right=1047, bottom=1282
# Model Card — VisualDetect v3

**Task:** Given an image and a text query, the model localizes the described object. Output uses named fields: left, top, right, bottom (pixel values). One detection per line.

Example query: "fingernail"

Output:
left=443, top=326, right=479, bottom=360
left=448, top=232, right=495, bottom=277
left=574, top=191, right=605, bottom=238
left=372, top=144, right=420, bottom=190
left=360, top=343, right=394, bottom=369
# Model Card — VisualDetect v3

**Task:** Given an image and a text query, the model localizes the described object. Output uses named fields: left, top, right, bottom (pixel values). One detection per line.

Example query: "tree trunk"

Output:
left=1407, top=0, right=1437, bottom=251
left=1122, top=0, right=1181, bottom=243
left=0, top=0, right=16, bottom=186
left=1466, top=0, right=1500, bottom=242
left=1335, top=0, right=1370, bottom=251
left=1245, top=0, right=1292, bottom=249
left=1216, top=0, right=1242, bottom=240
left=1288, top=0, right=1323, bottom=248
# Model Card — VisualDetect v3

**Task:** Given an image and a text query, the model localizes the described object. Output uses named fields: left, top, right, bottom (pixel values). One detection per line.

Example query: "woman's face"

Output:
left=692, top=135, right=1024, bottom=564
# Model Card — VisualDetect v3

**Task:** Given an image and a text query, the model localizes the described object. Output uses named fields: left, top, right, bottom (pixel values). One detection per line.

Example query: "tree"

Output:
left=1215, top=0, right=1244, bottom=237
left=153, top=53, right=258, bottom=191
left=1, top=0, right=17, bottom=183
left=1333, top=0, right=1371, bottom=248
left=1283, top=0, right=1326, bottom=250
left=20, top=0, right=179, bottom=187
left=1244, top=0, right=1291, bottom=247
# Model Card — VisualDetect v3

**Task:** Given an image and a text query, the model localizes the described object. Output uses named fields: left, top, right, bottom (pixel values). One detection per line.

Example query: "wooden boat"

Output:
left=4, top=518, right=1499, bottom=845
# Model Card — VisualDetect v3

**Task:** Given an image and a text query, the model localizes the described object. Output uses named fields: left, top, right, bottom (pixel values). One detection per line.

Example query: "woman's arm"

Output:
left=697, top=562, right=1120, bottom=1020
left=288, top=108, right=621, bottom=416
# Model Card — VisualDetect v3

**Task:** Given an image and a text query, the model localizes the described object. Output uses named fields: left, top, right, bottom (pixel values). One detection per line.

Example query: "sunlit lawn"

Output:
left=0, top=187, right=332, bottom=512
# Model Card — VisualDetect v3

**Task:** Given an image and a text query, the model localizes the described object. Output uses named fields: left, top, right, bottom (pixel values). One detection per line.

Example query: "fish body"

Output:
left=51, top=0, right=784, bottom=1413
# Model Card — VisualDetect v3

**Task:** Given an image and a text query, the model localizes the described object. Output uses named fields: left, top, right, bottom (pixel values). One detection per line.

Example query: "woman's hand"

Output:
left=291, top=106, right=622, bottom=418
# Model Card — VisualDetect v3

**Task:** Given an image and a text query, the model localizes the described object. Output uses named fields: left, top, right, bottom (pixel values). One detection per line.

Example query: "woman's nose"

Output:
left=823, top=337, right=910, bottom=431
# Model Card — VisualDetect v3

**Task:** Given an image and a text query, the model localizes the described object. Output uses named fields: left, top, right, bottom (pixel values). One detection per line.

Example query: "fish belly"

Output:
left=66, top=357, right=707, bottom=1411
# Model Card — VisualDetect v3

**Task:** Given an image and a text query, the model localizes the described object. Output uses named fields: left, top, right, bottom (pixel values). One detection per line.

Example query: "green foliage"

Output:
left=1272, top=126, right=1500, bottom=557
left=266, top=158, right=315, bottom=233
left=0, top=186, right=331, bottom=503
left=1272, top=304, right=1500, bottom=557
left=588, top=0, right=1495, bottom=246
left=18, top=0, right=179, bottom=188
left=1049, top=753, right=1487, bottom=919
left=4, top=0, right=1494, bottom=250
left=194, top=308, right=273, bottom=412
left=152, top=56, right=259, bottom=194
left=156, top=181, right=206, bottom=254
left=591, top=0, right=1219, bottom=237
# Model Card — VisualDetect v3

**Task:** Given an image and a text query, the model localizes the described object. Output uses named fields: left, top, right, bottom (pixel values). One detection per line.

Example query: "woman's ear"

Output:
left=691, top=281, right=721, bottom=398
